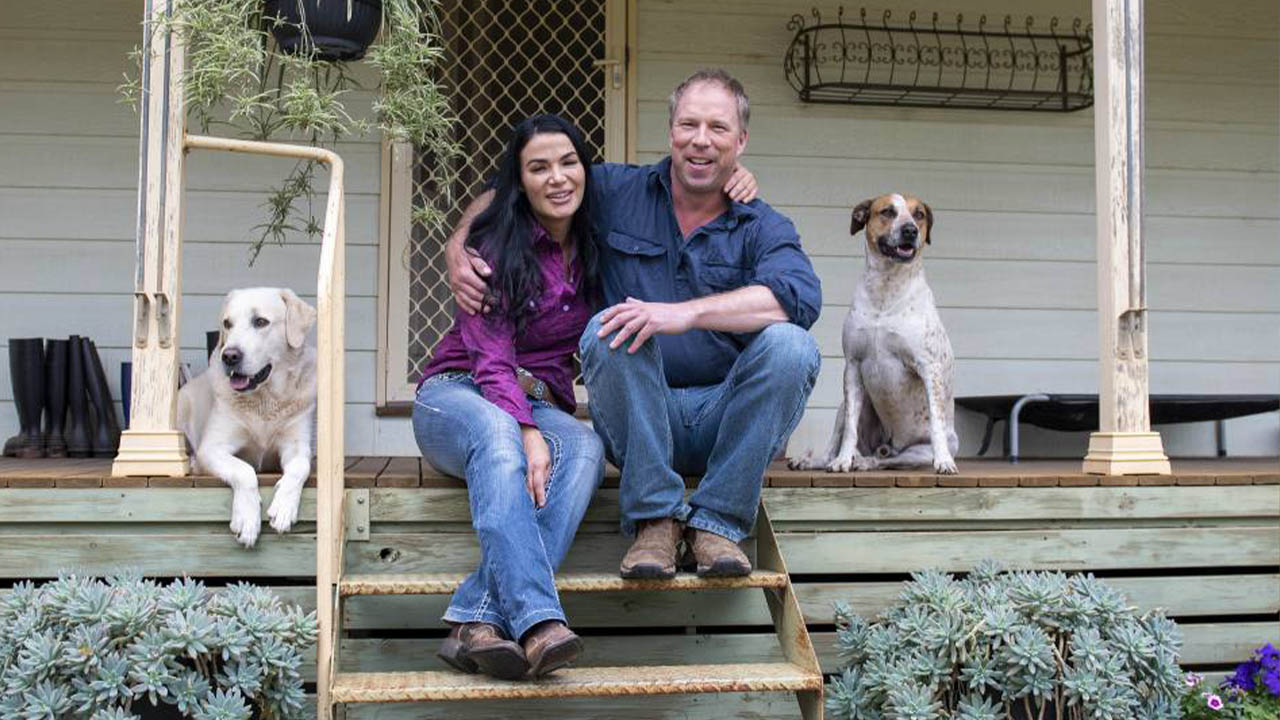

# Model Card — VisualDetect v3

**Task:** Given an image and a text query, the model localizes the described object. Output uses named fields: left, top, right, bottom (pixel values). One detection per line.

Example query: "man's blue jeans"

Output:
left=579, top=314, right=820, bottom=543
left=412, top=372, right=604, bottom=640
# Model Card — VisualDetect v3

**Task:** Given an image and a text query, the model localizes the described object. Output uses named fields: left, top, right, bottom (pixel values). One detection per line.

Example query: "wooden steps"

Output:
left=340, top=570, right=790, bottom=595
left=320, top=501, right=825, bottom=718
left=331, top=662, right=822, bottom=702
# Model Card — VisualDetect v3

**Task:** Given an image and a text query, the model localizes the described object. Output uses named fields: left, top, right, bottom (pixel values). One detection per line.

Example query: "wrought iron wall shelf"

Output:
left=784, top=8, right=1093, bottom=112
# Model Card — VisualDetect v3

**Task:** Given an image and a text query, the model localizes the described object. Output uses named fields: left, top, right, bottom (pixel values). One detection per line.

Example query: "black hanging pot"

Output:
left=264, top=0, right=383, bottom=62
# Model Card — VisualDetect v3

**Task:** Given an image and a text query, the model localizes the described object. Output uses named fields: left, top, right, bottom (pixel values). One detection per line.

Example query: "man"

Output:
left=447, top=69, right=821, bottom=579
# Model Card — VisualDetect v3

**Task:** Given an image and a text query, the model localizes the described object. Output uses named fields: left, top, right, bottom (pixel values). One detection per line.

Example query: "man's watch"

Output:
left=516, top=366, right=549, bottom=402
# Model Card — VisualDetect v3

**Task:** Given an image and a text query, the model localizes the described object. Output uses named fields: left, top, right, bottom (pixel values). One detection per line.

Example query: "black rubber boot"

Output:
left=64, top=335, right=93, bottom=458
left=4, top=338, right=46, bottom=458
left=82, top=338, right=121, bottom=458
left=3, top=338, right=26, bottom=457
left=42, top=338, right=69, bottom=458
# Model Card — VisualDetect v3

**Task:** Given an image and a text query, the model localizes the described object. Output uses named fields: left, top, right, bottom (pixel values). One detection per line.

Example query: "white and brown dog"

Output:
left=178, top=287, right=317, bottom=547
left=792, top=194, right=958, bottom=474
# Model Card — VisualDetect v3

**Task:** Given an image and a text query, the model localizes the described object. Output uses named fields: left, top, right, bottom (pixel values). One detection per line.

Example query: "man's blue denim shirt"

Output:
left=590, top=157, right=822, bottom=388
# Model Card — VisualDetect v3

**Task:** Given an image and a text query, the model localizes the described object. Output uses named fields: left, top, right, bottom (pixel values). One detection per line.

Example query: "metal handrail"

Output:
left=184, top=134, right=346, bottom=719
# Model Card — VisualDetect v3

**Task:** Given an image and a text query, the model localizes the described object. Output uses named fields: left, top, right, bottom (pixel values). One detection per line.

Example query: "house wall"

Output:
left=0, top=1, right=391, bottom=453
left=630, top=0, right=1279, bottom=458
left=1, top=0, right=1277, bottom=459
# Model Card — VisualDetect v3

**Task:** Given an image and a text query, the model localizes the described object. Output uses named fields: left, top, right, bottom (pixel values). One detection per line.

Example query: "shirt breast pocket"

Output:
left=605, top=231, right=667, bottom=298
left=701, top=262, right=747, bottom=292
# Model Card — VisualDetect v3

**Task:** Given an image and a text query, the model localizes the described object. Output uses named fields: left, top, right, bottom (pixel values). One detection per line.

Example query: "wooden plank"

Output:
left=343, top=692, right=805, bottom=720
left=335, top=622, right=1275, bottom=675
left=347, top=457, right=389, bottom=488
left=0, top=294, right=379, bottom=352
left=377, top=457, right=420, bottom=487
left=0, top=488, right=316, bottom=522
left=0, top=534, right=316, bottom=578
left=809, top=306, right=1280, bottom=362
left=330, top=663, right=819, bottom=702
left=341, top=525, right=1278, bottom=576
left=763, top=486, right=1280, bottom=522
left=341, top=573, right=1280, bottom=630
left=341, top=570, right=787, bottom=595
left=780, top=526, right=1279, bottom=573
left=365, top=485, right=1279, bottom=525
left=0, top=239, right=379, bottom=297
left=0, top=188, right=382, bottom=247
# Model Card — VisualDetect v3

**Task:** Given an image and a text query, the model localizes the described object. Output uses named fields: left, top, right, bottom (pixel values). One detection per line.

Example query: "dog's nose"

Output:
left=221, top=347, right=242, bottom=368
left=901, top=225, right=919, bottom=242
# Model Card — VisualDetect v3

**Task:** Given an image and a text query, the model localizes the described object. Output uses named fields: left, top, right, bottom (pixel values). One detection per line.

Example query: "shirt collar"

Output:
left=530, top=220, right=558, bottom=248
left=649, top=155, right=759, bottom=230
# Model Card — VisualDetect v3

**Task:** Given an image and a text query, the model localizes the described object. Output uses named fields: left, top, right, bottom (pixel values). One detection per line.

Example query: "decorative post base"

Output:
left=1082, top=431, right=1171, bottom=475
left=111, top=430, right=190, bottom=477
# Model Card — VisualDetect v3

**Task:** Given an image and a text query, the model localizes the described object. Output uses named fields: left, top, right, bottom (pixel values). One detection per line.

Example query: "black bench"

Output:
left=955, top=394, right=1280, bottom=462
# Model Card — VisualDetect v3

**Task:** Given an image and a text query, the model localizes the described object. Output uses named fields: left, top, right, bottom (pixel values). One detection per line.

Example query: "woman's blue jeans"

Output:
left=412, top=372, right=604, bottom=640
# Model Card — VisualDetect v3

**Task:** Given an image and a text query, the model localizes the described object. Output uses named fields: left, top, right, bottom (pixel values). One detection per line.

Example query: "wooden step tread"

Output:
left=340, top=570, right=789, bottom=596
left=331, top=662, right=822, bottom=702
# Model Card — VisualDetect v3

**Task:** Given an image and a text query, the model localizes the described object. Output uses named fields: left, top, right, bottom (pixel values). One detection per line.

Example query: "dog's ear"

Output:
left=851, top=199, right=874, bottom=235
left=922, top=201, right=934, bottom=245
left=281, top=288, right=317, bottom=349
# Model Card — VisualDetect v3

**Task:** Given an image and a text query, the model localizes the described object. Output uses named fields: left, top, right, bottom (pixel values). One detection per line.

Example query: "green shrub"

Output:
left=0, top=573, right=316, bottom=719
left=825, top=561, right=1184, bottom=720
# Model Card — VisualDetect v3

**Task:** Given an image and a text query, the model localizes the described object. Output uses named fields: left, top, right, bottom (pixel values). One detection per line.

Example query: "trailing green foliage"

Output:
left=0, top=573, right=316, bottom=719
left=825, top=560, right=1184, bottom=720
left=121, top=0, right=460, bottom=264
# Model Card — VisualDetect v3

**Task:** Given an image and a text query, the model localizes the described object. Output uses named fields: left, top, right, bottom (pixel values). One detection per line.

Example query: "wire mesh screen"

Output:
left=406, top=0, right=608, bottom=384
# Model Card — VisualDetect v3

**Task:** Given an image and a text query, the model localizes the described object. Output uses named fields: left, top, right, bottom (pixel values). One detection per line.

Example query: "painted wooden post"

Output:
left=113, top=0, right=190, bottom=477
left=1082, top=0, right=1170, bottom=475
left=179, top=135, right=348, bottom=719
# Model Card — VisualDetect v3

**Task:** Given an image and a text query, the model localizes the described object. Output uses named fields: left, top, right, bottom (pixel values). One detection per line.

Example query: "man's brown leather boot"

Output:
left=522, top=620, right=583, bottom=678
left=436, top=623, right=479, bottom=674
left=619, top=517, right=682, bottom=579
left=684, top=527, right=752, bottom=577
left=459, top=622, right=528, bottom=680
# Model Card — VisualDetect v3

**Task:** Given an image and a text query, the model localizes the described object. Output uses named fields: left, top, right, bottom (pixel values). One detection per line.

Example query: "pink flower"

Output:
left=1206, top=694, right=1223, bottom=710
left=1185, top=672, right=1203, bottom=688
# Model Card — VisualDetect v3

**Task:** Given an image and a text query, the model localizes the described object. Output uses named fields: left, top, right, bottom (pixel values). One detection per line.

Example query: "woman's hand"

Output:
left=724, top=163, right=758, bottom=204
left=521, top=426, right=551, bottom=508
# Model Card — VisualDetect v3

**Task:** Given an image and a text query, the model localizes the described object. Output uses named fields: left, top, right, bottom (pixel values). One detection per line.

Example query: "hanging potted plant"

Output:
left=264, top=0, right=384, bottom=61
left=122, top=0, right=459, bottom=263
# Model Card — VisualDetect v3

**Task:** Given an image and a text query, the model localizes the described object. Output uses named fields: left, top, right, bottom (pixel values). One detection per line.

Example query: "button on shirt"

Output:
left=420, top=223, right=592, bottom=426
left=590, top=157, right=822, bottom=387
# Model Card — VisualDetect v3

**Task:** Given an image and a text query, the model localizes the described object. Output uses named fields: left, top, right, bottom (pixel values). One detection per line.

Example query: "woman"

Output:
left=412, top=114, right=603, bottom=681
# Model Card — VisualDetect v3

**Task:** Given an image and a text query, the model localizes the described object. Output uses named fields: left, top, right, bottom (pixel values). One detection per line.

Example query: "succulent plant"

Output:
left=826, top=563, right=1184, bottom=720
left=0, top=572, right=316, bottom=719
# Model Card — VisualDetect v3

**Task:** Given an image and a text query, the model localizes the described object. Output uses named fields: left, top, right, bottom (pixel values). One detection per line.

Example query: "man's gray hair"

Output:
left=667, top=68, right=750, bottom=131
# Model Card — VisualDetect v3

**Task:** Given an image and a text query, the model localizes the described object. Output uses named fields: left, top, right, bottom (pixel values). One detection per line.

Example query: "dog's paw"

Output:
left=825, top=455, right=854, bottom=473
left=787, top=452, right=822, bottom=471
left=229, top=492, right=262, bottom=548
left=851, top=455, right=879, bottom=472
left=934, top=455, right=959, bottom=475
left=267, top=487, right=302, bottom=534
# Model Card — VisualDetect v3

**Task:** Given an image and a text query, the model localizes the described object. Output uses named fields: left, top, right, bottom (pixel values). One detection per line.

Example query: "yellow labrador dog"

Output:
left=178, top=287, right=317, bottom=547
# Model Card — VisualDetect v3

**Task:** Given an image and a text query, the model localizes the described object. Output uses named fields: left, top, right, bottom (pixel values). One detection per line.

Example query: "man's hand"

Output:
left=446, top=243, right=491, bottom=316
left=521, top=426, right=550, bottom=508
left=445, top=190, right=495, bottom=315
left=724, top=163, right=758, bottom=204
left=596, top=298, right=696, bottom=353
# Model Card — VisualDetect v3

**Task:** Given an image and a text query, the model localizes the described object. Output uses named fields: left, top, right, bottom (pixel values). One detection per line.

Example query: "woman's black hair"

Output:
left=465, top=114, right=599, bottom=333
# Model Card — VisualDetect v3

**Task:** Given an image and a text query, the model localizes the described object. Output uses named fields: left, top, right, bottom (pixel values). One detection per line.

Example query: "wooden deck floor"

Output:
left=1, top=455, right=1275, bottom=488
